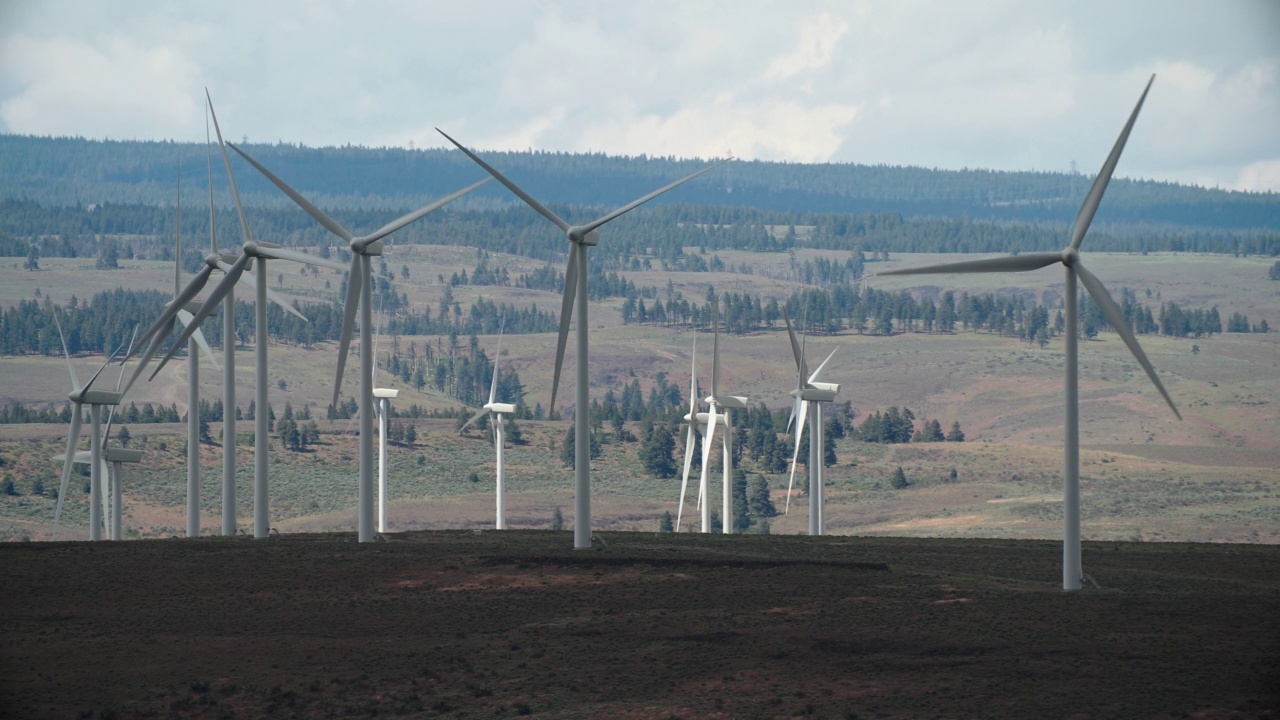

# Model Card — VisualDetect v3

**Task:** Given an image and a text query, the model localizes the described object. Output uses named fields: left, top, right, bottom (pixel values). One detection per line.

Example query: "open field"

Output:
left=2, top=531, right=1278, bottom=719
left=1, top=251, right=1277, bottom=544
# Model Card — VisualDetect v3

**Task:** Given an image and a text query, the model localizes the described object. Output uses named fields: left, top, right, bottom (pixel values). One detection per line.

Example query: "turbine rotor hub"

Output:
left=567, top=227, right=599, bottom=246
left=1062, top=247, right=1080, bottom=266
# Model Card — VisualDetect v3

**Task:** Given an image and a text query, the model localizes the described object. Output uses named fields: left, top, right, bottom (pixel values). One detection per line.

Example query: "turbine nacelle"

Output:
left=486, top=402, right=516, bottom=415
left=705, top=394, right=748, bottom=410
left=373, top=388, right=400, bottom=399
left=352, top=237, right=384, bottom=256
left=70, top=388, right=123, bottom=406
left=104, top=448, right=143, bottom=464
left=794, top=386, right=839, bottom=403
left=567, top=227, right=600, bottom=246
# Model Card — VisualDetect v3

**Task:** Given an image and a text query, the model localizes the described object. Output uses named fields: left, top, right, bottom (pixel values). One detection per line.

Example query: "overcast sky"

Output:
left=2, top=1, right=1278, bottom=192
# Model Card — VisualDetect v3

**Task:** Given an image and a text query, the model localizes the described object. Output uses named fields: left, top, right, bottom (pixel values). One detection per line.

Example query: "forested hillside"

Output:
left=3, top=134, right=1279, bottom=234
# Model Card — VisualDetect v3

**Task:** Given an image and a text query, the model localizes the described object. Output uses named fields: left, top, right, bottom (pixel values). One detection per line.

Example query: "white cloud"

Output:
left=0, top=34, right=203, bottom=138
left=764, top=12, right=851, bottom=83
left=0, top=0, right=1275, bottom=190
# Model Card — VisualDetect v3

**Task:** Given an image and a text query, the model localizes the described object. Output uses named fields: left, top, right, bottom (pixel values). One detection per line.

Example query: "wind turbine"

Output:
left=697, top=295, right=748, bottom=534
left=458, top=325, right=517, bottom=529
left=173, top=154, right=222, bottom=537
left=675, top=337, right=701, bottom=532
left=121, top=94, right=303, bottom=536
left=782, top=307, right=839, bottom=535
left=879, top=75, right=1181, bottom=590
left=438, top=128, right=727, bottom=548
left=227, top=144, right=488, bottom=544
left=151, top=106, right=346, bottom=542
left=51, top=316, right=123, bottom=541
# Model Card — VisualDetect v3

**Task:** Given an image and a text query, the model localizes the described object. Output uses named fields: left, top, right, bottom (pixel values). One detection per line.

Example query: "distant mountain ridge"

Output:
left=4, top=134, right=1279, bottom=233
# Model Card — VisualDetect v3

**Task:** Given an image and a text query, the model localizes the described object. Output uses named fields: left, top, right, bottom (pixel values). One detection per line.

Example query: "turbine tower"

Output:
left=879, top=75, right=1181, bottom=591
left=439, top=127, right=727, bottom=548
left=782, top=308, right=839, bottom=535
left=153, top=114, right=345, bottom=542
left=458, top=327, right=517, bottom=529
left=173, top=155, right=221, bottom=537
left=698, top=296, right=747, bottom=534
left=227, top=144, right=487, bottom=544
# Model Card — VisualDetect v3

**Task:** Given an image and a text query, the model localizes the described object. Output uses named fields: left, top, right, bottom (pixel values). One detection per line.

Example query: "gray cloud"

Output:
left=1, top=0, right=1276, bottom=190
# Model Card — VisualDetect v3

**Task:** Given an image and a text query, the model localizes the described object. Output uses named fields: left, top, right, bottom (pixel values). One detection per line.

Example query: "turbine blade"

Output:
left=206, top=89, right=255, bottom=247
left=698, top=406, right=719, bottom=512
left=581, top=159, right=729, bottom=235
left=365, top=178, right=490, bottom=243
left=1075, top=262, right=1181, bottom=420
left=437, top=128, right=570, bottom=232
left=206, top=105, right=218, bottom=254
left=332, top=255, right=363, bottom=411
left=149, top=254, right=248, bottom=382
left=1070, top=75, right=1154, bottom=251
left=53, top=314, right=79, bottom=391
left=808, top=347, right=838, bottom=385
left=232, top=267, right=308, bottom=321
left=686, top=336, right=698, bottom=415
left=53, top=407, right=83, bottom=539
left=228, top=143, right=354, bottom=243
left=133, top=264, right=216, bottom=362
left=255, top=245, right=346, bottom=271
left=785, top=402, right=809, bottom=515
left=676, top=423, right=697, bottom=532
left=176, top=309, right=221, bottom=370
left=878, top=252, right=1063, bottom=276
left=711, top=295, right=720, bottom=399
left=459, top=407, right=488, bottom=434
left=548, top=247, right=578, bottom=413
left=783, top=310, right=804, bottom=376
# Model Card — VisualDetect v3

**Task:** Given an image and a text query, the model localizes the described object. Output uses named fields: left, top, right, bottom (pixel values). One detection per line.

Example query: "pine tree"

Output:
left=659, top=511, right=674, bottom=533
left=732, top=470, right=751, bottom=533
left=946, top=421, right=965, bottom=442
left=747, top=474, right=777, bottom=518
left=891, top=466, right=910, bottom=489
left=639, top=422, right=677, bottom=478
left=551, top=506, right=564, bottom=531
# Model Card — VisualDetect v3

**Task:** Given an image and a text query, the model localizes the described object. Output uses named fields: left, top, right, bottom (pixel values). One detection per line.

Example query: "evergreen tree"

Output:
left=891, top=466, right=910, bottom=489
left=116, top=425, right=131, bottom=448
left=747, top=474, right=777, bottom=518
left=639, top=422, right=677, bottom=478
left=659, top=511, right=674, bottom=533
left=732, top=470, right=751, bottom=533
left=551, top=506, right=564, bottom=531
left=946, top=421, right=966, bottom=442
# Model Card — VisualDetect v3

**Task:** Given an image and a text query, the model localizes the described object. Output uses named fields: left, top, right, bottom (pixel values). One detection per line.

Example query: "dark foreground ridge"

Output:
left=3, top=531, right=1278, bottom=719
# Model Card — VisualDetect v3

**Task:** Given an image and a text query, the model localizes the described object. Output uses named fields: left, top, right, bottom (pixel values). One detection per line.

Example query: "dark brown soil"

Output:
left=2, top=531, right=1278, bottom=719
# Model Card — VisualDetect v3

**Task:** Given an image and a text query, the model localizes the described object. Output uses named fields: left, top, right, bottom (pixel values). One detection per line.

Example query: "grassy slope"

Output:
left=1, top=250, right=1277, bottom=543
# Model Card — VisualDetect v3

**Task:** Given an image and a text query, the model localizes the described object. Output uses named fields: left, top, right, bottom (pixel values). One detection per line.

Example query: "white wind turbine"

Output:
left=439, top=127, right=727, bottom=548
left=674, top=336, right=701, bottom=532
left=51, top=316, right=124, bottom=541
left=227, top=143, right=488, bottom=544
left=782, top=307, right=839, bottom=536
left=458, top=325, right=517, bottom=529
left=369, top=306, right=399, bottom=534
left=880, top=75, right=1181, bottom=591
left=173, top=155, right=222, bottom=537
left=151, top=108, right=346, bottom=542
left=122, top=94, right=306, bottom=537
left=697, top=295, right=748, bottom=534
